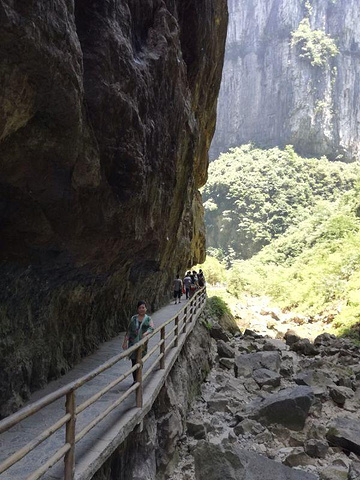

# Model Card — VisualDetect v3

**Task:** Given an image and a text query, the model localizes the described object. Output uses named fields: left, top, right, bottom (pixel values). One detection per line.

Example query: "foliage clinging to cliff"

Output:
left=291, top=18, right=339, bottom=67
left=203, top=145, right=360, bottom=263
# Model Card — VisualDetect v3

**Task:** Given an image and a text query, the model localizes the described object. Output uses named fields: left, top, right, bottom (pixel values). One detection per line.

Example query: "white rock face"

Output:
left=211, top=0, right=360, bottom=161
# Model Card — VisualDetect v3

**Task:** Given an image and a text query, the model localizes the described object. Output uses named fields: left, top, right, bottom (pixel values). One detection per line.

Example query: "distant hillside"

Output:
left=227, top=186, right=360, bottom=339
left=203, top=145, right=360, bottom=263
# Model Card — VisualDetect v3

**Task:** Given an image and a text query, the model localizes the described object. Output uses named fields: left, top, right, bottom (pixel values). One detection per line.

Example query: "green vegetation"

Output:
left=226, top=187, right=360, bottom=340
left=194, top=255, right=226, bottom=285
left=206, top=295, right=240, bottom=335
left=203, top=145, right=360, bottom=264
left=203, top=144, right=360, bottom=340
left=291, top=18, right=339, bottom=67
left=207, top=295, right=232, bottom=318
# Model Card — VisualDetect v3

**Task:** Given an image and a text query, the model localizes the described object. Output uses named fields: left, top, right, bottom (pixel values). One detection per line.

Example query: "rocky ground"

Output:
left=168, top=299, right=360, bottom=480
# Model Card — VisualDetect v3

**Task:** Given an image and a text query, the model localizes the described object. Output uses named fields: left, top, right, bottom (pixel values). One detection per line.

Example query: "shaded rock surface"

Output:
left=194, top=442, right=317, bottom=480
left=169, top=308, right=360, bottom=480
left=217, top=340, right=235, bottom=359
left=234, top=351, right=281, bottom=378
left=0, top=0, right=228, bottom=416
left=248, top=386, right=315, bottom=431
left=326, top=417, right=360, bottom=456
left=253, top=368, right=281, bottom=388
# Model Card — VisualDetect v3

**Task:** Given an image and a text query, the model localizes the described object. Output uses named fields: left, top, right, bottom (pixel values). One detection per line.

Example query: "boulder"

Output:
left=283, top=449, right=315, bottom=467
left=289, top=432, right=306, bottom=447
left=218, top=312, right=241, bottom=336
left=329, top=386, right=354, bottom=406
left=263, top=339, right=287, bottom=351
left=234, top=351, right=281, bottom=378
left=187, top=419, right=207, bottom=440
left=304, top=439, right=328, bottom=458
left=194, top=441, right=246, bottom=480
left=326, top=417, right=360, bottom=455
left=193, top=441, right=318, bottom=480
left=284, top=330, right=301, bottom=347
left=307, top=423, right=328, bottom=441
left=319, top=466, right=348, bottom=480
left=314, top=333, right=336, bottom=346
left=248, top=386, right=315, bottom=431
left=337, top=376, right=353, bottom=389
left=294, top=370, right=335, bottom=388
left=294, top=369, right=335, bottom=399
left=217, top=340, right=235, bottom=358
left=349, top=460, right=360, bottom=480
left=210, top=323, right=230, bottom=342
left=233, top=419, right=264, bottom=436
left=243, top=329, right=263, bottom=338
left=253, top=368, right=281, bottom=388
left=207, top=395, right=229, bottom=414
left=290, top=339, right=318, bottom=356
left=280, top=351, right=298, bottom=377
left=219, top=357, right=235, bottom=369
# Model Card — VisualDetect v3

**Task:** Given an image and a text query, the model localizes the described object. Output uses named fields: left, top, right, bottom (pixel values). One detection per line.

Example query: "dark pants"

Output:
left=185, top=287, right=190, bottom=299
left=131, top=358, right=137, bottom=382
left=173, top=290, right=181, bottom=299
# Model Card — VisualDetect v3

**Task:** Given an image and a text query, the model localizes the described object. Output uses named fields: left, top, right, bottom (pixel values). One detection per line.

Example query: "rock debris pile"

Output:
left=170, top=323, right=360, bottom=480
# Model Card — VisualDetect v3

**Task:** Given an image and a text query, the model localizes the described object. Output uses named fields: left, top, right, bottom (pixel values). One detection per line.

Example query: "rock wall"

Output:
left=90, top=319, right=212, bottom=480
left=0, top=0, right=227, bottom=416
left=210, top=0, right=360, bottom=161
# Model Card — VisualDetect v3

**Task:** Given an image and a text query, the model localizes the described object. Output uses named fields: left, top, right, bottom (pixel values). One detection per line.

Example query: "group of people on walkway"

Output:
left=173, top=269, right=205, bottom=304
left=122, top=269, right=205, bottom=380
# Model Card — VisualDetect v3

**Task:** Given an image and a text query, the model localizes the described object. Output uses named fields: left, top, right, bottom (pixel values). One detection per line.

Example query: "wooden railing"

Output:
left=0, top=287, right=207, bottom=480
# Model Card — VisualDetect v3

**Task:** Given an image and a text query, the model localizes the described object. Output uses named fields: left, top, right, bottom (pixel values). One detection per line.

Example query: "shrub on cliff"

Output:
left=291, top=18, right=339, bottom=67
left=206, top=296, right=239, bottom=335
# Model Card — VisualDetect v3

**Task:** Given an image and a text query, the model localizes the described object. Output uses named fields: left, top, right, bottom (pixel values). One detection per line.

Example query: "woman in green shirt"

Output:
left=122, top=300, right=154, bottom=381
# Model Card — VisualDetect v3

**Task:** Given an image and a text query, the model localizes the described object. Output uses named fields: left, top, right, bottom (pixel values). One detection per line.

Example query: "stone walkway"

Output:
left=0, top=297, right=201, bottom=480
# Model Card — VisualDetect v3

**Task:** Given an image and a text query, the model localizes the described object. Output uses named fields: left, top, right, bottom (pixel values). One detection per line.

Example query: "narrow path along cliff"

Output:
left=0, top=296, right=201, bottom=480
left=169, top=296, right=360, bottom=480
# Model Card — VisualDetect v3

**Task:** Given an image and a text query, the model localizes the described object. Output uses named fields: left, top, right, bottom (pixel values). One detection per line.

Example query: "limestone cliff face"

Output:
left=0, top=0, right=227, bottom=416
left=210, top=0, right=360, bottom=161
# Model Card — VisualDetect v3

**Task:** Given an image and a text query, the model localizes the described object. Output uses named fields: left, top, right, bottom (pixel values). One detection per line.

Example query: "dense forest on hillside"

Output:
left=203, top=145, right=360, bottom=264
left=201, top=145, right=360, bottom=338
left=226, top=185, right=360, bottom=339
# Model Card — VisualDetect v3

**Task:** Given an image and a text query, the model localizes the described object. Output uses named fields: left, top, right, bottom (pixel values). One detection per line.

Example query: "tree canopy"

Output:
left=203, top=145, right=360, bottom=264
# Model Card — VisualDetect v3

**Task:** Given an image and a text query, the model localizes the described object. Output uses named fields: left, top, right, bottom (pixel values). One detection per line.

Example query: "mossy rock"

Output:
left=207, top=296, right=240, bottom=336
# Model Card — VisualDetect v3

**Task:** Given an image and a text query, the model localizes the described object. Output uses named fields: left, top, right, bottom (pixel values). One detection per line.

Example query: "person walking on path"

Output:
left=122, top=301, right=154, bottom=382
left=173, top=274, right=183, bottom=304
left=198, top=269, right=205, bottom=287
left=189, top=270, right=198, bottom=297
left=183, top=271, right=192, bottom=299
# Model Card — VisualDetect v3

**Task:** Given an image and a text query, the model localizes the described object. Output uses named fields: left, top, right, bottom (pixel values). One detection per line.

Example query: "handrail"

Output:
left=0, top=287, right=207, bottom=479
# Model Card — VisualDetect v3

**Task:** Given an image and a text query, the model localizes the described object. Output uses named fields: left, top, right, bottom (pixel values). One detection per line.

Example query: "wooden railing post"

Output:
left=160, top=327, right=165, bottom=369
left=135, top=345, right=143, bottom=408
left=174, top=316, right=179, bottom=347
left=64, top=390, right=76, bottom=480
left=183, top=307, right=187, bottom=333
